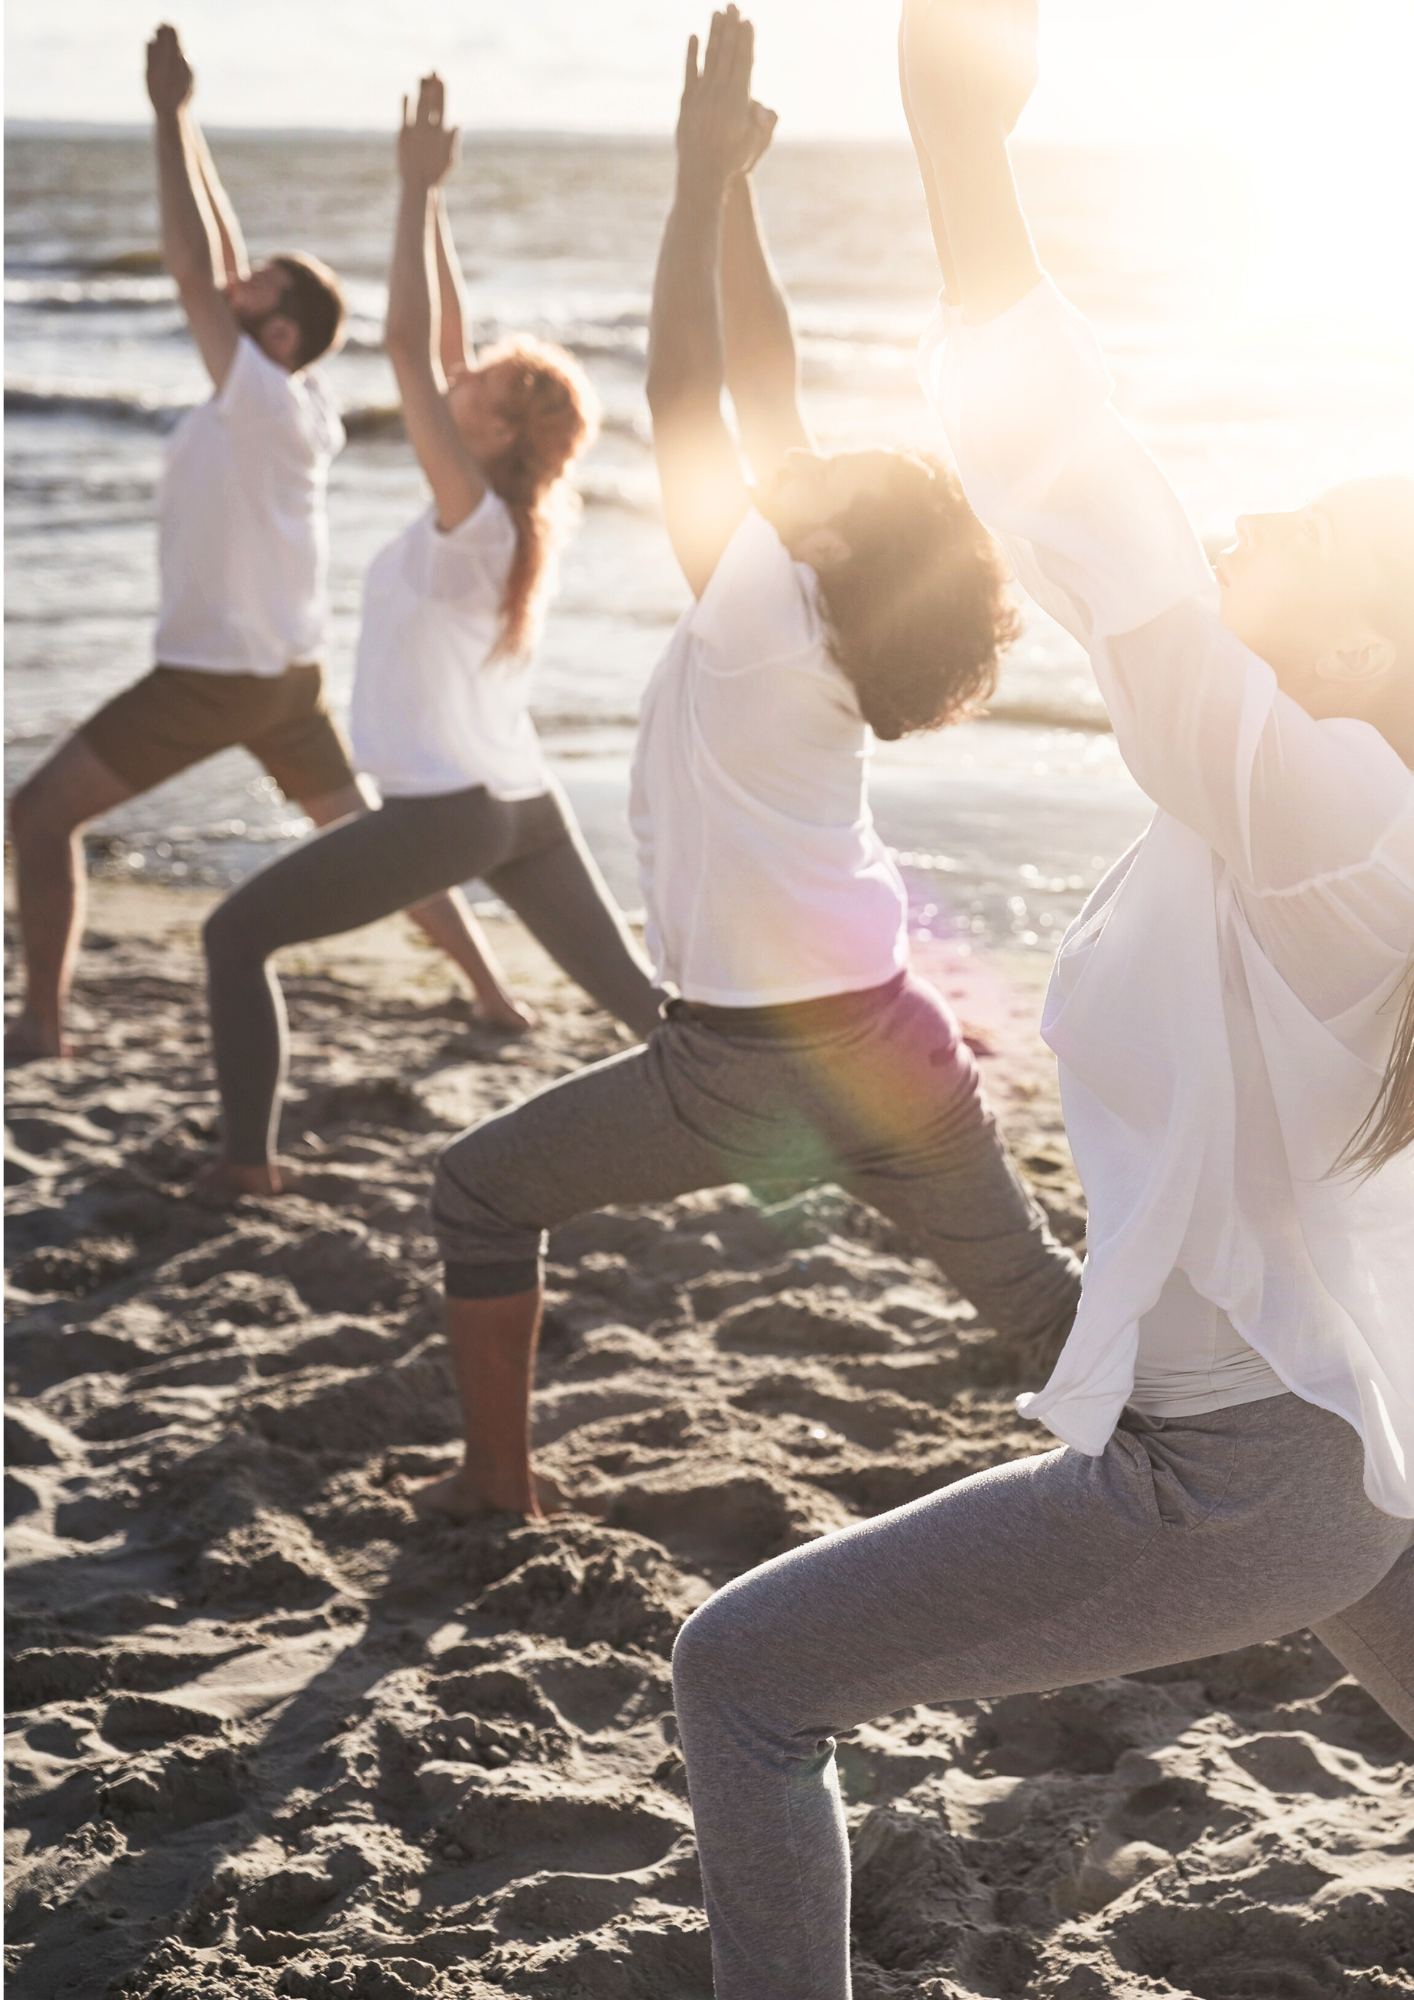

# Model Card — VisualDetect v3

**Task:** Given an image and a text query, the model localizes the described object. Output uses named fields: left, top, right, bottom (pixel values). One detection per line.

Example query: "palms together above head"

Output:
left=146, top=22, right=194, bottom=114
left=677, top=6, right=772, bottom=185
left=399, top=73, right=459, bottom=188
left=739, top=99, right=779, bottom=178
left=900, top=0, right=1039, bottom=142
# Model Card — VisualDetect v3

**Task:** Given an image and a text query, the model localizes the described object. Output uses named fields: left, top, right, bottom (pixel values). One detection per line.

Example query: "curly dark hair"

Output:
left=812, top=450, right=1020, bottom=741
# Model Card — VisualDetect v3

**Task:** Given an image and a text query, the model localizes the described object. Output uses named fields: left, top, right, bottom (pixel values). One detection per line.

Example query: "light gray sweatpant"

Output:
left=671, top=1393, right=1414, bottom=2000
left=432, top=973, right=1081, bottom=1362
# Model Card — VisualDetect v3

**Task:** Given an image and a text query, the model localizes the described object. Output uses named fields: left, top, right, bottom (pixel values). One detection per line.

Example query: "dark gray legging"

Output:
left=204, top=784, right=662, bottom=1165
left=672, top=1392, right=1414, bottom=1999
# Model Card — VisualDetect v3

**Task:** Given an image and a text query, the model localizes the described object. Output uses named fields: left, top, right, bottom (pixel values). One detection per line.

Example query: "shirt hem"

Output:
left=151, top=654, right=318, bottom=679
left=1124, top=1373, right=1291, bottom=1422
left=673, top=956, right=910, bottom=1010
left=370, top=775, right=548, bottom=804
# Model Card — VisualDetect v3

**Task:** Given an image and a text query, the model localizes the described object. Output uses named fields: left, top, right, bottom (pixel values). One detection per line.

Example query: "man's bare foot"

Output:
left=193, top=1157, right=283, bottom=1204
left=406, top=1463, right=542, bottom=1523
left=4, top=1015, right=69, bottom=1065
left=470, top=993, right=538, bottom=1034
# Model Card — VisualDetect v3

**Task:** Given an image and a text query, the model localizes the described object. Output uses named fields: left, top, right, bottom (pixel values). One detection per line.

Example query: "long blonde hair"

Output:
left=1336, top=962, right=1414, bottom=1180
left=1337, top=495, right=1414, bottom=1178
left=477, top=337, right=600, bottom=660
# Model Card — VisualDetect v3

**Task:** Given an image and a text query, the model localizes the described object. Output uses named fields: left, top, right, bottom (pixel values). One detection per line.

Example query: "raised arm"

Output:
left=902, top=2, right=1411, bottom=908
left=146, top=25, right=241, bottom=387
left=645, top=8, right=760, bottom=598
left=431, top=191, right=473, bottom=382
left=187, top=117, right=249, bottom=286
left=899, top=0, right=1040, bottom=323
left=383, top=75, right=486, bottom=531
left=897, top=11, right=957, bottom=299
left=718, top=109, right=812, bottom=477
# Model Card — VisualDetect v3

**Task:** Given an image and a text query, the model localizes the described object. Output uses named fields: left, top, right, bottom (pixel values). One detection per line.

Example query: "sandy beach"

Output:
left=5, top=880, right=1412, bottom=1999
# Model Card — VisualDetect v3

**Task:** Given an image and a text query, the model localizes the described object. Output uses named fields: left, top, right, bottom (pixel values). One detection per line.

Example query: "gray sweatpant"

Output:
left=671, top=1393, right=1414, bottom=2000
left=432, top=973, right=1082, bottom=1360
left=205, top=782, right=662, bottom=1164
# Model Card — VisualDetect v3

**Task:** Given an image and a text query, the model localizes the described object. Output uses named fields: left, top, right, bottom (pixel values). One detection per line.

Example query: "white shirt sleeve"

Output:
left=920, top=277, right=1414, bottom=899
left=418, top=492, right=518, bottom=605
left=217, top=334, right=303, bottom=429
left=686, top=508, right=816, bottom=674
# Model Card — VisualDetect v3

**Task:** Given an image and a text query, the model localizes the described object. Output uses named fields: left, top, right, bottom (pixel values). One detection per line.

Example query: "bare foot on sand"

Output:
left=402, top=1465, right=573, bottom=1523
left=5, top=1015, right=70, bottom=1065
left=193, top=1157, right=283, bottom=1204
left=470, top=994, right=538, bottom=1034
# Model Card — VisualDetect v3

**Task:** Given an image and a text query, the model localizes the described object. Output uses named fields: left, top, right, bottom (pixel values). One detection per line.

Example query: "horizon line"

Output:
left=3, top=117, right=1195, bottom=155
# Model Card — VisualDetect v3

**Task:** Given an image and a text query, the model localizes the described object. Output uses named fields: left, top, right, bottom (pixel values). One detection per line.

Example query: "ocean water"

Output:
left=6, top=128, right=1411, bottom=951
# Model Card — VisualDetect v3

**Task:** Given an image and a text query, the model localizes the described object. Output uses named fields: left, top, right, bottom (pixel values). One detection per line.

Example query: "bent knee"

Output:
left=202, top=900, right=243, bottom=965
left=432, top=1132, right=485, bottom=1221
left=202, top=896, right=275, bottom=977
left=10, top=771, right=77, bottom=843
left=431, top=1123, right=544, bottom=1266
left=672, top=1589, right=755, bottom=1708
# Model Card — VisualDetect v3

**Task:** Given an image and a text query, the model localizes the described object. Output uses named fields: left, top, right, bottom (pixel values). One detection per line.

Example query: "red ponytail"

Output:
left=476, top=337, right=600, bottom=660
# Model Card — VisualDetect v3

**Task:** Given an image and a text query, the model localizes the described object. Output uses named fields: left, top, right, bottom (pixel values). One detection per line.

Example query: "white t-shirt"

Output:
left=350, top=492, right=548, bottom=801
left=630, top=507, right=909, bottom=1007
left=155, top=335, right=343, bottom=677
left=922, top=276, right=1414, bottom=1518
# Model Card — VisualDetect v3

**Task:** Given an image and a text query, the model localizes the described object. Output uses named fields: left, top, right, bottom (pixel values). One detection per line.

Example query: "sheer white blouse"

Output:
left=921, top=277, right=1414, bottom=1517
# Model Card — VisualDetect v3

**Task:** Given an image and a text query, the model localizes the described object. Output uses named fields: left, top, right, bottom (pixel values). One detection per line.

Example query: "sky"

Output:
left=7, top=0, right=1411, bottom=344
left=5, top=0, right=1412, bottom=148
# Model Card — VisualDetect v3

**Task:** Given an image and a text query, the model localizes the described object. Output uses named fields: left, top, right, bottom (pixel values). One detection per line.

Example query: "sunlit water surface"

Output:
left=6, top=130, right=1411, bottom=948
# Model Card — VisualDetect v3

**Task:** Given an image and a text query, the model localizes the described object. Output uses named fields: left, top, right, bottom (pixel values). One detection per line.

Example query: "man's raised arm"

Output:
left=644, top=7, right=759, bottom=598
left=899, top=0, right=1040, bottom=324
left=188, top=118, right=250, bottom=287
left=146, top=25, right=240, bottom=386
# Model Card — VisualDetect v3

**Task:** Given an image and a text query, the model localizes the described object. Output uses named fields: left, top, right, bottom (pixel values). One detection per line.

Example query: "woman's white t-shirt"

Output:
left=155, top=335, right=344, bottom=677
left=350, top=491, right=548, bottom=801
left=629, top=507, right=910, bottom=1007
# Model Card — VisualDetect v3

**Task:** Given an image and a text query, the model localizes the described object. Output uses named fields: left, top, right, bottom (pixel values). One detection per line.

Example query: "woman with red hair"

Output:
left=199, top=75, right=661, bottom=1199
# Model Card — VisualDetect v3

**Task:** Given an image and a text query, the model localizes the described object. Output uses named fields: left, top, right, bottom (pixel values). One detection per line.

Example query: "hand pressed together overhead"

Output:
left=145, top=22, right=194, bottom=117
left=399, top=72, right=459, bottom=190
left=676, top=7, right=767, bottom=190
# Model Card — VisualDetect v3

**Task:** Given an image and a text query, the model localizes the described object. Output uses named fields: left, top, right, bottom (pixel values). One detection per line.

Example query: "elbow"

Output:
left=645, top=357, right=704, bottom=420
left=726, top=348, right=798, bottom=406
left=167, top=249, right=208, bottom=291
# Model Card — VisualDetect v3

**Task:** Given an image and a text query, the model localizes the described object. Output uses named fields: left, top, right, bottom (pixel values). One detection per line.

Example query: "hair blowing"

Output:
left=272, top=253, right=346, bottom=369
left=475, top=338, right=601, bottom=660
left=1336, top=486, right=1414, bottom=1179
left=1335, top=962, right=1414, bottom=1180
left=811, top=452, right=1021, bottom=740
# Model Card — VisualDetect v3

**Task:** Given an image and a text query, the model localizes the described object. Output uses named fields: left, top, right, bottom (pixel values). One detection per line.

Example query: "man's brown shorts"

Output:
left=80, top=663, right=356, bottom=801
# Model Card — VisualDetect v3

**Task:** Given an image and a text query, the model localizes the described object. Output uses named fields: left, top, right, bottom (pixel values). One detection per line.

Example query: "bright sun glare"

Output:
left=1048, top=0, right=1414, bottom=355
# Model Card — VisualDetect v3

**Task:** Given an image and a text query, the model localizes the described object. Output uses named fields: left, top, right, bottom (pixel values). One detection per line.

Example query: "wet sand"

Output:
left=5, top=880, right=1411, bottom=1999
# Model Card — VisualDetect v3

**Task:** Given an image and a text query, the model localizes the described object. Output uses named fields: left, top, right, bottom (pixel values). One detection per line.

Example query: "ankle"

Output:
left=6, top=1011, right=65, bottom=1058
left=464, top=1456, right=539, bottom=1517
left=197, top=1157, right=283, bottom=1198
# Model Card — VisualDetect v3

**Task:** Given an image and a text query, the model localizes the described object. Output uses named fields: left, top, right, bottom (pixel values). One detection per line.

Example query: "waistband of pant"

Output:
left=661, top=970, right=908, bottom=1040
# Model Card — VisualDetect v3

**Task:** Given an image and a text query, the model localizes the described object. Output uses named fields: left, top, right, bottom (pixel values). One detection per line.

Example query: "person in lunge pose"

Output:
left=6, top=24, right=356, bottom=1063
left=198, top=75, right=661, bottom=1199
left=417, top=9, right=1081, bottom=1522
left=670, top=6, right=1414, bottom=1992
